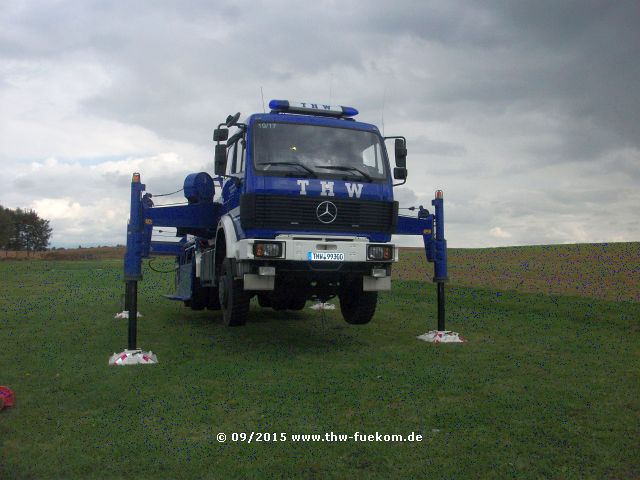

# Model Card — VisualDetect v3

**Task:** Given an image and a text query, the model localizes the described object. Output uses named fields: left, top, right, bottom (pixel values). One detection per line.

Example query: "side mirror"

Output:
left=214, top=144, right=227, bottom=176
left=213, top=128, right=228, bottom=142
left=395, top=139, right=407, bottom=168
left=226, top=112, right=241, bottom=127
left=393, top=167, right=407, bottom=180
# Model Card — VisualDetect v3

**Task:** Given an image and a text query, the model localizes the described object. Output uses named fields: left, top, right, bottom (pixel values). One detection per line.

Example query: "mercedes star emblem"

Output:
left=316, top=201, right=338, bottom=224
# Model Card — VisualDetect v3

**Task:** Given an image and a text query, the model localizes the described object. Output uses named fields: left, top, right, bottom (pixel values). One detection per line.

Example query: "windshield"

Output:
left=253, top=121, right=388, bottom=181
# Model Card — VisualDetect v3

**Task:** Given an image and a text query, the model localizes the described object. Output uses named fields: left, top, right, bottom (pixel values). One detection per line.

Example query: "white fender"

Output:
left=217, top=214, right=241, bottom=259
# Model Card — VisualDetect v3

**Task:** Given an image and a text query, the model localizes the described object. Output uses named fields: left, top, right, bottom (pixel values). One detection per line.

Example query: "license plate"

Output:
left=307, top=252, right=345, bottom=261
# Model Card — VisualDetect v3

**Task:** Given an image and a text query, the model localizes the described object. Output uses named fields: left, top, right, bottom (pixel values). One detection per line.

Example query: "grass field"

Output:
left=1, top=244, right=639, bottom=478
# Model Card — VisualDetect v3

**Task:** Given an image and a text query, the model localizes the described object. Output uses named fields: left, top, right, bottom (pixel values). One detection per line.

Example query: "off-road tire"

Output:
left=207, top=286, right=221, bottom=310
left=218, top=258, right=250, bottom=326
left=339, top=285, right=377, bottom=325
left=257, top=293, right=272, bottom=308
left=190, top=277, right=207, bottom=311
left=288, top=297, right=307, bottom=311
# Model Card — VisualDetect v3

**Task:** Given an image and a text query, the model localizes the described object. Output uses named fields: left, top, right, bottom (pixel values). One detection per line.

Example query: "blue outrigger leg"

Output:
left=123, top=173, right=145, bottom=350
left=395, top=190, right=449, bottom=331
left=122, top=172, right=218, bottom=352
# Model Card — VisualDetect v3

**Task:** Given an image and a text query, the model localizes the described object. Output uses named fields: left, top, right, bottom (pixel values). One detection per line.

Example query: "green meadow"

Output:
left=1, top=244, right=638, bottom=478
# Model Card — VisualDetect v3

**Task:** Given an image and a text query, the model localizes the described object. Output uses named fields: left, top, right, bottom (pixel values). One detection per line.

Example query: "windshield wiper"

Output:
left=315, top=165, right=373, bottom=182
left=260, top=161, right=317, bottom=178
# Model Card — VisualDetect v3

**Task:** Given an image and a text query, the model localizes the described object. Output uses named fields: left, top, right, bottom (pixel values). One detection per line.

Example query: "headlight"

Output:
left=253, top=241, right=283, bottom=258
left=367, top=245, right=393, bottom=260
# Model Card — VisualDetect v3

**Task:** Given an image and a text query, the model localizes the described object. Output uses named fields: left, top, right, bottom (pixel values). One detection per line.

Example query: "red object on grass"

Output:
left=0, top=386, right=15, bottom=408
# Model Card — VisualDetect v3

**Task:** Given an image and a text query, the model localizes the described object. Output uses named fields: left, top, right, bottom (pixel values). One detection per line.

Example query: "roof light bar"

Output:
left=268, top=99, right=358, bottom=118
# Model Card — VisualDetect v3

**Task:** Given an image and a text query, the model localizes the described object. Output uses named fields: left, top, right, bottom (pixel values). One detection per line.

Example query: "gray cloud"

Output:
left=1, top=1, right=639, bottom=247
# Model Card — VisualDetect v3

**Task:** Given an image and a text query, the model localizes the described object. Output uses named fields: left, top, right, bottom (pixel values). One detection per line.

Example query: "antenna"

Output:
left=381, top=86, right=386, bottom=136
left=260, top=86, right=265, bottom=113
left=329, top=73, right=333, bottom=104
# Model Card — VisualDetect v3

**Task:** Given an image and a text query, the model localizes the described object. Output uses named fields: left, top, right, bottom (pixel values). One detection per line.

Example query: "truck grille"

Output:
left=241, top=194, right=398, bottom=233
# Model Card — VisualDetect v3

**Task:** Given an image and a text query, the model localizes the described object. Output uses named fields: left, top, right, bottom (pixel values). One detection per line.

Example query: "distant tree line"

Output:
left=0, top=206, right=53, bottom=254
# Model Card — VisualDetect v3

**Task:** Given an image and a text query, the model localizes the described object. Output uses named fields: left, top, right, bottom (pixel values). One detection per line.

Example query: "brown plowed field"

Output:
left=395, top=242, right=640, bottom=302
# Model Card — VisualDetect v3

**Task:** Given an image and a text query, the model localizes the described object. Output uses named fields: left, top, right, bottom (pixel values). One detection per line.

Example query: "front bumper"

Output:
left=236, top=235, right=397, bottom=291
left=236, top=234, right=398, bottom=263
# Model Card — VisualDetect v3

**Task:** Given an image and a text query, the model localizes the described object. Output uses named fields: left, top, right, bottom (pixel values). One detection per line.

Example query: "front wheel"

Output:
left=339, top=282, right=377, bottom=325
left=257, top=293, right=272, bottom=308
left=207, top=286, right=221, bottom=310
left=218, top=259, right=250, bottom=326
left=288, top=296, right=307, bottom=311
left=190, top=277, right=207, bottom=311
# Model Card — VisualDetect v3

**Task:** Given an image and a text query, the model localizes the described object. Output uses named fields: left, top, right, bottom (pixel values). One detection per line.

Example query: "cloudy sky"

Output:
left=1, top=1, right=639, bottom=248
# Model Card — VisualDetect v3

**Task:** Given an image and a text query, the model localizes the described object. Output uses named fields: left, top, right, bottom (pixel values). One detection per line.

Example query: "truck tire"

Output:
left=288, top=297, right=307, bottom=311
left=190, top=277, right=207, bottom=311
left=339, top=287, right=377, bottom=325
left=207, top=286, right=221, bottom=310
left=218, top=258, right=249, bottom=326
left=257, top=293, right=272, bottom=308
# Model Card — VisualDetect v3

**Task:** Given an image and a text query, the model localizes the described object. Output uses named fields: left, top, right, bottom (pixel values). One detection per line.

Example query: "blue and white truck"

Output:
left=123, top=100, right=448, bottom=340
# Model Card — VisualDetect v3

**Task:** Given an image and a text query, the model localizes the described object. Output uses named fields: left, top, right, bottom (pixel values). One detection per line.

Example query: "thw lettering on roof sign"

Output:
left=299, top=102, right=333, bottom=110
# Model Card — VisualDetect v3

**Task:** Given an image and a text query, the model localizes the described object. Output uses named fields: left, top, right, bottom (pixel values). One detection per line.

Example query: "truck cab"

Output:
left=188, top=100, right=408, bottom=326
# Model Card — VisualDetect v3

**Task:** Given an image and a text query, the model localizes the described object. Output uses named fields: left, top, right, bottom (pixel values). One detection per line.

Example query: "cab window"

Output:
left=226, top=138, right=246, bottom=175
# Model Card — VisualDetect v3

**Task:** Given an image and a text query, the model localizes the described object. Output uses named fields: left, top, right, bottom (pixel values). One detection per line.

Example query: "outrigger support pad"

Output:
left=417, top=330, right=465, bottom=343
left=109, top=349, right=158, bottom=366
